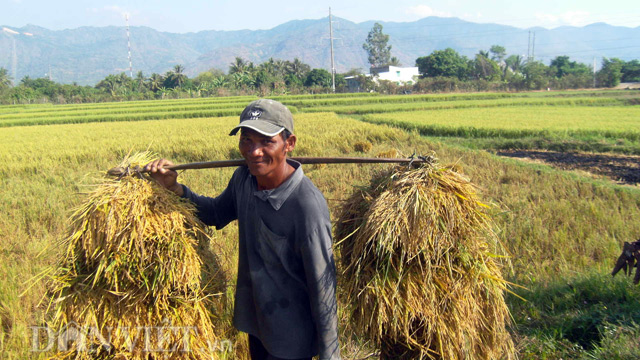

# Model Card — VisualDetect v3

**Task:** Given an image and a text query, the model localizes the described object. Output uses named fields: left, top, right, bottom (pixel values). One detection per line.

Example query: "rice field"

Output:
left=363, top=105, right=640, bottom=140
left=2, top=89, right=636, bottom=127
left=2, top=90, right=640, bottom=358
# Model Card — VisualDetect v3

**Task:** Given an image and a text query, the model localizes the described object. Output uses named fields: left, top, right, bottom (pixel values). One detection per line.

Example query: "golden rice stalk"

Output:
left=43, top=152, right=226, bottom=359
left=336, top=160, right=515, bottom=360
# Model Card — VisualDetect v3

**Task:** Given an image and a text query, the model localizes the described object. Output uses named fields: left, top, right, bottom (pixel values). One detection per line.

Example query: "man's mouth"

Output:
left=248, top=159, right=266, bottom=166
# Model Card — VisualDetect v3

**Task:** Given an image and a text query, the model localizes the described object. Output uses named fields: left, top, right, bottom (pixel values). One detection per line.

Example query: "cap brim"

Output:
left=229, top=120, right=285, bottom=137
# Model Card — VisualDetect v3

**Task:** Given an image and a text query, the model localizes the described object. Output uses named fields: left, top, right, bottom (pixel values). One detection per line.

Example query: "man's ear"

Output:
left=285, top=134, right=297, bottom=153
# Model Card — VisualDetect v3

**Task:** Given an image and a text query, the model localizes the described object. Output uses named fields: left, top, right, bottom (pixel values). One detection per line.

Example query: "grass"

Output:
left=509, top=270, right=640, bottom=359
left=2, top=91, right=640, bottom=357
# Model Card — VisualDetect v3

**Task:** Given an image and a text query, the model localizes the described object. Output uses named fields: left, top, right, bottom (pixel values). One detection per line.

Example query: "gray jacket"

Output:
left=182, top=160, right=340, bottom=359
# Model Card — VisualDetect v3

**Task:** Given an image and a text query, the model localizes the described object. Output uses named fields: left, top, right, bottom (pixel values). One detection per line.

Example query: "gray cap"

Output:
left=229, top=99, right=294, bottom=136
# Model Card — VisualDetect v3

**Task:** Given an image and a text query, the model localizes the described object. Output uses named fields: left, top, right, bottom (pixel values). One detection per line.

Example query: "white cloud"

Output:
left=535, top=10, right=592, bottom=27
left=461, top=12, right=484, bottom=22
left=90, top=5, right=130, bottom=18
left=561, top=11, right=590, bottom=26
left=406, top=5, right=451, bottom=18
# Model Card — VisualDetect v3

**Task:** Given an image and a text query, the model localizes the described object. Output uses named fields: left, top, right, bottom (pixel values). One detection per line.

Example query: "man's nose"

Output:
left=247, top=143, right=263, bottom=156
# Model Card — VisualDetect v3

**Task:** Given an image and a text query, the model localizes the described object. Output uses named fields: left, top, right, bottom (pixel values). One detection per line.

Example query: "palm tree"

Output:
left=135, top=71, right=146, bottom=91
left=172, top=65, right=187, bottom=88
left=505, top=55, right=524, bottom=74
left=20, top=75, right=32, bottom=86
left=262, top=58, right=286, bottom=77
left=96, top=74, right=121, bottom=97
left=229, top=57, right=255, bottom=75
left=147, top=73, right=164, bottom=92
left=286, top=58, right=310, bottom=79
left=0, top=67, right=12, bottom=88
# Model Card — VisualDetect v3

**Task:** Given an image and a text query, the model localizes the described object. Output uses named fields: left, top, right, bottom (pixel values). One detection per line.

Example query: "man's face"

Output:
left=239, top=128, right=295, bottom=178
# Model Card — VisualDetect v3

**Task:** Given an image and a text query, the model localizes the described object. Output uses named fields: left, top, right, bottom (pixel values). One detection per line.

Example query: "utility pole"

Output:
left=527, top=31, right=536, bottom=63
left=126, top=14, right=133, bottom=78
left=11, top=36, right=17, bottom=86
left=532, top=32, right=536, bottom=61
left=593, top=57, right=597, bottom=88
left=527, top=31, right=531, bottom=62
left=48, top=64, right=52, bottom=81
left=329, top=7, right=336, bottom=92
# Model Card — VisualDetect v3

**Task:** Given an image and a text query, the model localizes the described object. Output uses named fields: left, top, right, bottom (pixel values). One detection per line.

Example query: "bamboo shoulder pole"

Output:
left=107, top=156, right=434, bottom=177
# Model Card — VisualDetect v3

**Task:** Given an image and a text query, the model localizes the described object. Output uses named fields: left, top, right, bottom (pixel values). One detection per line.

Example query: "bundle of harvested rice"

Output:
left=43, top=152, right=225, bottom=359
left=336, top=159, right=514, bottom=359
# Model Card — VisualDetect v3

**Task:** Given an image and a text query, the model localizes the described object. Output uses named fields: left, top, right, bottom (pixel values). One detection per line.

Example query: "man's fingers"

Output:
left=144, top=159, right=174, bottom=173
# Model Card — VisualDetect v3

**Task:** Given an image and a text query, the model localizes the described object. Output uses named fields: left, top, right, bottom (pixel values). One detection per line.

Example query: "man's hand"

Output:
left=144, top=159, right=184, bottom=196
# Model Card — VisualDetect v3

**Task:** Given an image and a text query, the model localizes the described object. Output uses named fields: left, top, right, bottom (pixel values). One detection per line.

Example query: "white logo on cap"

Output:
left=249, top=110, right=262, bottom=120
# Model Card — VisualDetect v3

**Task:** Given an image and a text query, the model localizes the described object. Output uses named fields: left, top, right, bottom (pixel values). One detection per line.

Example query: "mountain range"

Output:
left=1, top=17, right=639, bottom=85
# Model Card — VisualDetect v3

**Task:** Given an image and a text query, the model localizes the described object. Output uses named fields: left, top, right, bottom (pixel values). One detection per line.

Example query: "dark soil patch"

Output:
left=496, top=150, right=640, bottom=185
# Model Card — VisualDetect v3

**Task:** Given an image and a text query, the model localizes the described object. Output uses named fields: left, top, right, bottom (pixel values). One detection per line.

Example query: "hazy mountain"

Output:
left=1, top=17, right=638, bottom=85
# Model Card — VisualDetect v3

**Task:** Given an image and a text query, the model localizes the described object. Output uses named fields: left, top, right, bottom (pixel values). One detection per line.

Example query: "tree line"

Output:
left=0, top=58, right=348, bottom=104
left=413, top=47, right=640, bottom=92
left=361, top=23, right=639, bottom=93
left=0, top=23, right=638, bottom=105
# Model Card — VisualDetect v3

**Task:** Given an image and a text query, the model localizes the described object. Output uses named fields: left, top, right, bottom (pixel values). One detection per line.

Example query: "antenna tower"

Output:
left=329, top=8, right=336, bottom=92
left=126, top=14, right=133, bottom=77
left=527, top=31, right=536, bottom=62
left=593, top=57, right=597, bottom=88
left=532, top=32, right=536, bottom=61
left=11, top=37, right=17, bottom=86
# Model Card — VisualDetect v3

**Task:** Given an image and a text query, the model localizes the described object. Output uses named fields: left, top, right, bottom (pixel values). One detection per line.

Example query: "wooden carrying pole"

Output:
left=108, top=156, right=433, bottom=177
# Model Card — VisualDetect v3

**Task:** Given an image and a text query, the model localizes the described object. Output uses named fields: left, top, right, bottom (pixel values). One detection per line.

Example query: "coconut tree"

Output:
left=286, top=58, right=311, bottom=79
left=229, top=57, right=255, bottom=77
left=505, top=55, right=524, bottom=74
left=163, top=65, right=187, bottom=89
left=262, top=58, right=286, bottom=78
left=229, top=57, right=249, bottom=75
left=147, top=73, right=164, bottom=92
left=135, top=71, right=146, bottom=92
left=0, top=67, right=12, bottom=88
left=96, top=74, right=121, bottom=97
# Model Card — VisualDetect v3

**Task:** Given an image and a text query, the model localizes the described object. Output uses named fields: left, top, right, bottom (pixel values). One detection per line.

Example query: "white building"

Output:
left=345, top=65, right=420, bottom=92
left=370, top=65, right=420, bottom=84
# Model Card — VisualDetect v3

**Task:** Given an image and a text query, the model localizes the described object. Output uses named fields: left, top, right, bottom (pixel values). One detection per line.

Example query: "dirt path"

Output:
left=496, top=149, right=640, bottom=185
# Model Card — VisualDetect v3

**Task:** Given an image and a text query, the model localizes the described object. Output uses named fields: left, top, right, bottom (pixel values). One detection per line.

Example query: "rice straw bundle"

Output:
left=336, top=160, right=514, bottom=359
left=44, top=152, right=225, bottom=359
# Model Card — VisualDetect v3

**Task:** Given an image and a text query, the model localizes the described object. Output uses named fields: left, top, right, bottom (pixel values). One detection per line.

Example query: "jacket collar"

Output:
left=252, top=159, right=303, bottom=210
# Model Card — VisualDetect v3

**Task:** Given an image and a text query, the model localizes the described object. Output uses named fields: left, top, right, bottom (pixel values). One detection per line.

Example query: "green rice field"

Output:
left=1, top=89, right=640, bottom=359
left=363, top=106, right=640, bottom=139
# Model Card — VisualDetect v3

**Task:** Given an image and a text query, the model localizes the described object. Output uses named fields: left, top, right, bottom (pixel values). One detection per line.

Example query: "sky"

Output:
left=1, top=0, right=639, bottom=33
